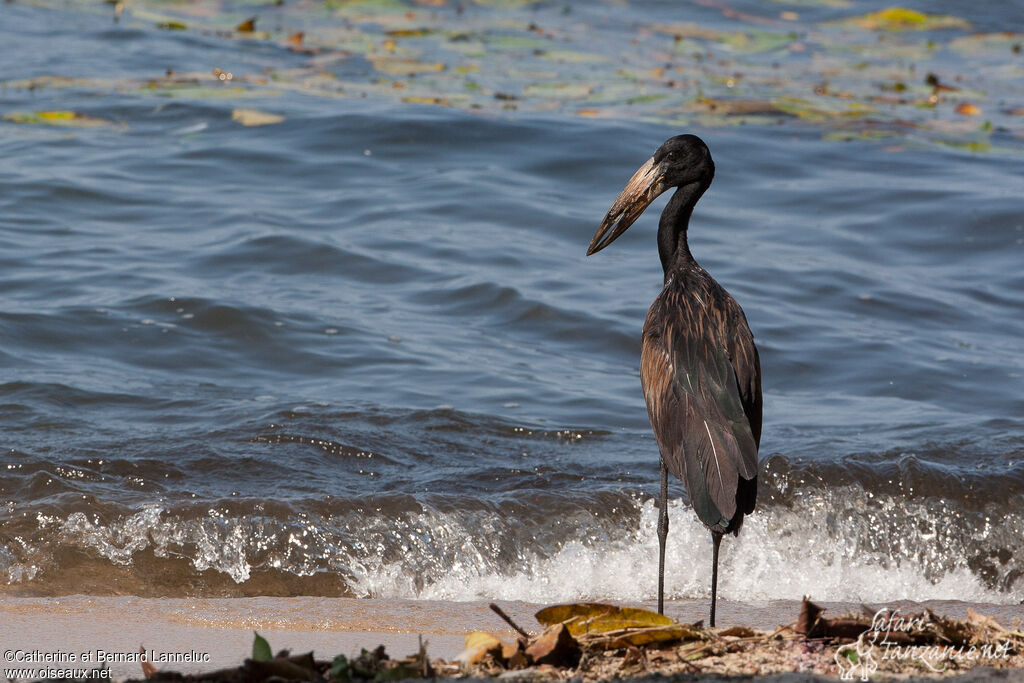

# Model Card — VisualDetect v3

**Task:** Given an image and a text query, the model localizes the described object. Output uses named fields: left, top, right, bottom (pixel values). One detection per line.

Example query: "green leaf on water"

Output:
left=369, top=56, right=445, bottom=75
left=719, top=30, right=797, bottom=54
left=522, top=82, right=592, bottom=98
left=156, top=20, right=188, bottom=30
left=538, top=49, right=610, bottom=64
left=482, top=34, right=550, bottom=51
left=949, top=32, right=1024, bottom=55
left=252, top=632, right=272, bottom=661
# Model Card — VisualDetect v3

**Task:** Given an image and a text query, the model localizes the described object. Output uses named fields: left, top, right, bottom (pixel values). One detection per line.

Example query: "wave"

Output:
left=4, top=459, right=1022, bottom=603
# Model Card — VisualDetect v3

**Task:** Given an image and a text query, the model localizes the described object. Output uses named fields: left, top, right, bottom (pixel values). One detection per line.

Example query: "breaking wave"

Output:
left=3, top=455, right=1022, bottom=604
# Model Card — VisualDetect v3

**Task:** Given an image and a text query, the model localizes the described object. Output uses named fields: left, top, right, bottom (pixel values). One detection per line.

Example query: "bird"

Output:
left=586, top=134, right=761, bottom=627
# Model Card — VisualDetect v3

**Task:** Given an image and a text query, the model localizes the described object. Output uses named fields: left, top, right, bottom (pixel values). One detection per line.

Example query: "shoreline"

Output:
left=2, top=596, right=1022, bottom=681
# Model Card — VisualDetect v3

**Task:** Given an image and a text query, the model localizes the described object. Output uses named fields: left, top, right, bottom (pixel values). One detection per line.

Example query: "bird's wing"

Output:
left=641, top=288, right=759, bottom=532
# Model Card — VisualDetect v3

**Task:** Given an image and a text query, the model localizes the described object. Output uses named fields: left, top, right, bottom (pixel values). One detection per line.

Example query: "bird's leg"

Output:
left=709, top=531, right=723, bottom=627
left=657, top=461, right=669, bottom=615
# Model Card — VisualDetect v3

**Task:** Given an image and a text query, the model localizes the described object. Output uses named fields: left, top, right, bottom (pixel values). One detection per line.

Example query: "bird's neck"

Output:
left=657, top=181, right=708, bottom=280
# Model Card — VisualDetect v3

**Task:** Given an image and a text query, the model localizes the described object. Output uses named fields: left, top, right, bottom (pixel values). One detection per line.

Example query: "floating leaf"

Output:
left=369, top=56, right=445, bottom=75
left=252, top=632, right=272, bottom=661
left=156, top=20, right=188, bottom=30
left=236, top=17, right=256, bottom=32
left=482, top=34, right=550, bottom=51
left=956, top=102, right=981, bottom=116
left=538, top=49, right=610, bottom=63
left=833, top=7, right=971, bottom=32
left=650, top=22, right=723, bottom=41
left=3, top=110, right=116, bottom=127
left=719, top=30, right=796, bottom=54
left=401, top=95, right=451, bottom=106
left=522, top=82, right=591, bottom=99
left=386, top=28, right=433, bottom=37
left=950, top=32, right=1024, bottom=55
left=232, top=108, right=285, bottom=125
left=683, top=97, right=785, bottom=116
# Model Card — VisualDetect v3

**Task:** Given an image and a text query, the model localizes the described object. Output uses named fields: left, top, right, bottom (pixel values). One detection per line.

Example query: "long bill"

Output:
left=586, top=156, right=667, bottom=255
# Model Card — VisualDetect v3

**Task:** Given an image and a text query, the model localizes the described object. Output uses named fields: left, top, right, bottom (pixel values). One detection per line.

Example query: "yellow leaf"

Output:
left=236, top=17, right=256, bottom=32
left=535, top=602, right=673, bottom=636
left=956, top=102, right=981, bottom=116
left=3, top=110, right=115, bottom=127
left=454, top=631, right=503, bottom=665
left=836, top=7, right=970, bottom=31
left=584, top=624, right=703, bottom=650
left=231, top=108, right=285, bottom=126
left=38, top=111, right=77, bottom=122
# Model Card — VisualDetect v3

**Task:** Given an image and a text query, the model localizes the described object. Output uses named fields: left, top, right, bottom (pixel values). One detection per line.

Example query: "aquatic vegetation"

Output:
left=231, top=108, right=286, bottom=126
left=2, top=0, right=1021, bottom=150
left=2, top=110, right=120, bottom=127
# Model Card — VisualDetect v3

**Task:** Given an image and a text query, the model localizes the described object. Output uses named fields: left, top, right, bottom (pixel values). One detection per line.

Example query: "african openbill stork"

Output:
left=586, top=134, right=761, bottom=627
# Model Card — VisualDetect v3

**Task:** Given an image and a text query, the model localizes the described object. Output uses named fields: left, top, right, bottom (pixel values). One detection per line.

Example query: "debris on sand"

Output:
left=126, top=597, right=1022, bottom=682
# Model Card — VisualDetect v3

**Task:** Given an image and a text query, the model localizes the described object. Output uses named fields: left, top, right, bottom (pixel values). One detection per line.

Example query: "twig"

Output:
left=490, top=603, right=531, bottom=640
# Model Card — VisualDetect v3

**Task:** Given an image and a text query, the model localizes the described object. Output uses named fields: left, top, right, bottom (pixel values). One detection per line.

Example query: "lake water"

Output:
left=1, top=0, right=1022, bottom=608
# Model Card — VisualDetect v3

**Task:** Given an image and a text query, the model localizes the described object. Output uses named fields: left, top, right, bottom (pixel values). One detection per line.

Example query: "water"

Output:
left=1, top=0, right=1022, bottom=607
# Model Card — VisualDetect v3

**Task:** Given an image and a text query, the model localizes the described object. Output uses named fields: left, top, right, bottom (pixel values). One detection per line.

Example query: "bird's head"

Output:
left=587, top=134, right=714, bottom=255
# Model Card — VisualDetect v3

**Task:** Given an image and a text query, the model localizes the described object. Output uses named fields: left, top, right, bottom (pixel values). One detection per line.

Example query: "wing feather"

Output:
left=640, top=274, right=761, bottom=533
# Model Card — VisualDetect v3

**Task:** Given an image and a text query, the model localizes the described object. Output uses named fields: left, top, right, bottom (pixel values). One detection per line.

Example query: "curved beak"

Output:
left=587, top=156, right=666, bottom=255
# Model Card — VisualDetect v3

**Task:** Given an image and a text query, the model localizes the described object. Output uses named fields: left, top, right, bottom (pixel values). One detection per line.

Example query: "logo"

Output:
left=833, top=609, right=1013, bottom=681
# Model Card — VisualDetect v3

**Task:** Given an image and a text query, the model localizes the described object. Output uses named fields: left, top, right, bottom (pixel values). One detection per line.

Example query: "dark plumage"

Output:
left=587, top=135, right=761, bottom=626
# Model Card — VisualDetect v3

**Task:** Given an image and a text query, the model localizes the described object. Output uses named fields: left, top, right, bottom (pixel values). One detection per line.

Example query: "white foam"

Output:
left=353, top=492, right=1020, bottom=605
left=38, top=506, right=254, bottom=583
left=11, top=488, right=1023, bottom=605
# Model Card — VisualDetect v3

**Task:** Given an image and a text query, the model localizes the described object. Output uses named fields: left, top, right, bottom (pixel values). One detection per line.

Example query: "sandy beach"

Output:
left=2, top=596, right=1022, bottom=681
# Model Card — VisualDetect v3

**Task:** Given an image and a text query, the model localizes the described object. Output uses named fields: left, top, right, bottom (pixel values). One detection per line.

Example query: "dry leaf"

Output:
left=535, top=602, right=673, bottom=636
left=584, top=624, right=703, bottom=650
left=524, top=624, right=581, bottom=667
left=454, top=631, right=503, bottom=666
left=718, top=626, right=756, bottom=638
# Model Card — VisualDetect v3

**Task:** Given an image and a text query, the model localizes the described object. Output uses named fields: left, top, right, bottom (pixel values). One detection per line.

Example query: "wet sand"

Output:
left=1, top=596, right=1021, bottom=680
